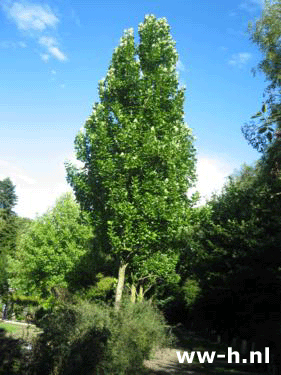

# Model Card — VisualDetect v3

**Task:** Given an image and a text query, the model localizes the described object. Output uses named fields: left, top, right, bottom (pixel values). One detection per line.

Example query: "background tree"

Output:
left=8, top=193, right=93, bottom=300
left=0, top=178, right=17, bottom=295
left=66, top=15, right=196, bottom=309
left=186, top=161, right=281, bottom=339
left=242, top=0, right=281, bottom=151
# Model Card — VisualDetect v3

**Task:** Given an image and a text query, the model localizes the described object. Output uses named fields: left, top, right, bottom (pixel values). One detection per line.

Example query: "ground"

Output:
left=144, top=325, right=266, bottom=375
left=0, top=320, right=40, bottom=341
left=0, top=320, right=268, bottom=375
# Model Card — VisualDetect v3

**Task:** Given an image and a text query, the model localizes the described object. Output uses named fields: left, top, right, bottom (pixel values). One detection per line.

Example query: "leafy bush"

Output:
left=182, top=278, right=201, bottom=309
left=84, top=273, right=116, bottom=302
left=28, top=300, right=168, bottom=375
left=27, top=305, right=79, bottom=375
left=103, top=301, right=168, bottom=375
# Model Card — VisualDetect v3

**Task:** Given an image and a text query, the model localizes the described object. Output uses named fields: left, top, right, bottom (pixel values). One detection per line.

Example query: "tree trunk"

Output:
left=137, top=285, right=144, bottom=303
left=114, top=262, right=127, bottom=310
left=130, top=284, right=136, bottom=303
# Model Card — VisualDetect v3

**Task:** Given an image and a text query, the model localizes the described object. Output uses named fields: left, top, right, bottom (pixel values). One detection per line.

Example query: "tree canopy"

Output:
left=8, top=193, right=93, bottom=299
left=66, top=15, right=197, bottom=308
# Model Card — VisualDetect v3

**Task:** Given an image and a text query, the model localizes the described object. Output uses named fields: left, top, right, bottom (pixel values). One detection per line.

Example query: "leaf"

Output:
left=266, top=132, right=273, bottom=142
left=251, top=111, right=262, bottom=119
left=262, top=103, right=267, bottom=113
left=258, top=126, right=267, bottom=134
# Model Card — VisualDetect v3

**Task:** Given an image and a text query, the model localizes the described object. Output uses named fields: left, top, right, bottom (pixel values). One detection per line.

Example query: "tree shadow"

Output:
left=0, top=327, right=27, bottom=375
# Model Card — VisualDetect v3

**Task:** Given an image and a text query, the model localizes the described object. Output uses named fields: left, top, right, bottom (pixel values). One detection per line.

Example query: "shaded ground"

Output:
left=0, top=320, right=42, bottom=374
left=144, top=326, right=266, bottom=375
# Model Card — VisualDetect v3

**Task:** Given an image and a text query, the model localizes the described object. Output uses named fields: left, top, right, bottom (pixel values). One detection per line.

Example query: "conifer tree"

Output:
left=66, top=15, right=196, bottom=309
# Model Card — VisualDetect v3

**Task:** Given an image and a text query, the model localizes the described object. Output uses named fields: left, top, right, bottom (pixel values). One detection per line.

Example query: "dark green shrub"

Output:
left=103, top=301, right=168, bottom=375
left=28, top=300, right=168, bottom=375
left=28, top=302, right=111, bottom=375
left=82, top=273, right=116, bottom=302
left=27, top=304, right=78, bottom=375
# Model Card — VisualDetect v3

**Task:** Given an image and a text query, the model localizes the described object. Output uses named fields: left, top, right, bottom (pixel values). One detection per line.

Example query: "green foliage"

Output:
left=9, top=294, right=40, bottom=321
left=84, top=273, right=116, bottom=301
left=0, top=178, right=18, bottom=295
left=9, top=193, right=93, bottom=299
left=0, top=178, right=17, bottom=212
left=104, top=301, right=168, bottom=375
left=188, top=158, right=281, bottom=334
left=66, top=15, right=196, bottom=301
left=28, top=300, right=168, bottom=375
left=191, top=165, right=269, bottom=287
left=182, top=278, right=201, bottom=308
left=29, top=304, right=83, bottom=375
left=243, top=0, right=281, bottom=151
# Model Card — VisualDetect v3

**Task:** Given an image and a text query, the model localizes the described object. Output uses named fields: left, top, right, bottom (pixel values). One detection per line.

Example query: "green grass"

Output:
left=0, top=321, right=40, bottom=340
left=0, top=322, right=22, bottom=333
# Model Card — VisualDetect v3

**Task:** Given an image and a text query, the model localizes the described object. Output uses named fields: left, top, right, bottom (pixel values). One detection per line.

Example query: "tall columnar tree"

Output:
left=0, top=178, right=17, bottom=294
left=66, top=15, right=196, bottom=309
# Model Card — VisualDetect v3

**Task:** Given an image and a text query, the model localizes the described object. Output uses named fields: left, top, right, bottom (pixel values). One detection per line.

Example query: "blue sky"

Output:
left=1, top=0, right=266, bottom=218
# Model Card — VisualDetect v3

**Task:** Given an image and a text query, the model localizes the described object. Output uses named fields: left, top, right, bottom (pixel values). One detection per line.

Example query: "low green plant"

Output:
left=103, top=301, right=168, bottom=375
left=28, top=300, right=169, bottom=375
left=182, top=278, right=201, bottom=309
left=84, top=273, right=116, bottom=302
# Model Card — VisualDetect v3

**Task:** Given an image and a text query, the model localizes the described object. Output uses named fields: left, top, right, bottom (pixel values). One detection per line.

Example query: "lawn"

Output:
left=0, top=321, right=40, bottom=340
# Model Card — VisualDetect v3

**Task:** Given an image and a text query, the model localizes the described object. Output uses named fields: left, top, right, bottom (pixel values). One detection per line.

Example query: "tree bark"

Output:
left=137, top=285, right=144, bottom=303
left=130, top=284, right=136, bottom=303
left=114, top=262, right=127, bottom=310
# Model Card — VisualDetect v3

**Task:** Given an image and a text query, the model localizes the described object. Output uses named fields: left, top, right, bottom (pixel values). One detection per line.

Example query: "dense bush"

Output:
left=28, top=300, right=168, bottom=375
left=103, top=301, right=168, bottom=375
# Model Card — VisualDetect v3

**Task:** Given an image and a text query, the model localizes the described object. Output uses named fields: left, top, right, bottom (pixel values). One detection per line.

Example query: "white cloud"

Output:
left=192, top=156, right=236, bottom=204
left=228, top=52, right=252, bottom=68
left=39, top=35, right=67, bottom=61
left=49, top=46, right=67, bottom=61
left=176, top=59, right=185, bottom=72
left=239, top=0, right=264, bottom=13
left=0, top=40, right=27, bottom=48
left=15, top=182, right=72, bottom=219
left=2, top=1, right=67, bottom=63
left=40, top=53, right=50, bottom=62
left=0, top=160, right=37, bottom=186
left=4, top=2, right=59, bottom=31
left=71, top=8, right=81, bottom=27
left=39, top=35, right=56, bottom=47
left=65, top=153, right=84, bottom=169
left=0, top=158, right=72, bottom=219
left=18, top=41, right=26, bottom=48
left=0, top=41, right=15, bottom=48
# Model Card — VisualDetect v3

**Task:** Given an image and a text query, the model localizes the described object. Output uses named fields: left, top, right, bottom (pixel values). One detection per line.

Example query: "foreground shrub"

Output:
left=103, top=301, right=168, bottom=375
left=28, top=300, right=168, bottom=375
